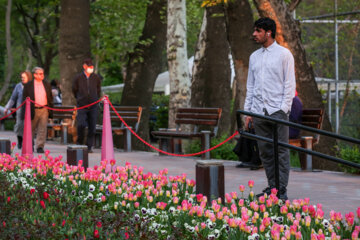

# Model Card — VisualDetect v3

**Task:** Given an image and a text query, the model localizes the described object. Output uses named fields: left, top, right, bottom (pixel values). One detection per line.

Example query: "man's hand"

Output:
left=244, top=116, right=253, bottom=130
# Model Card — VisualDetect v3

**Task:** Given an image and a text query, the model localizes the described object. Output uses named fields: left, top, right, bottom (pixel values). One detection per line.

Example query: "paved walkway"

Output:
left=2, top=131, right=359, bottom=217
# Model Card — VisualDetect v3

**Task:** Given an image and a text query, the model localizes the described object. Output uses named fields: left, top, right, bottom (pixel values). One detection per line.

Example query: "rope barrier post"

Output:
left=300, top=136, right=313, bottom=171
left=196, top=160, right=224, bottom=203
left=201, top=131, right=211, bottom=159
left=67, top=145, right=88, bottom=171
left=0, top=138, right=11, bottom=154
left=273, top=122, right=280, bottom=197
left=22, top=97, right=33, bottom=160
left=101, top=96, right=114, bottom=173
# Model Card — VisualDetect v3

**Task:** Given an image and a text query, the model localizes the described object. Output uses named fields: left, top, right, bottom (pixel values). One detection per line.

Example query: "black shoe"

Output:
left=37, top=147, right=44, bottom=153
left=88, top=147, right=93, bottom=153
left=256, top=187, right=272, bottom=198
left=17, top=136, right=23, bottom=149
left=250, top=165, right=263, bottom=170
left=236, top=162, right=251, bottom=168
left=279, top=188, right=288, bottom=200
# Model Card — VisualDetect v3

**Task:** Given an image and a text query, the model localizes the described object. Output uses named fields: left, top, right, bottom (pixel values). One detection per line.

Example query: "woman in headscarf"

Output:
left=4, top=71, right=33, bottom=149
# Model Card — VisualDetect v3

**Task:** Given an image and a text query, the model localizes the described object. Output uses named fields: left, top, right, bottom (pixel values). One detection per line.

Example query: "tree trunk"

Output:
left=253, top=0, right=338, bottom=170
left=59, top=0, right=91, bottom=105
left=0, top=0, right=13, bottom=102
left=167, top=0, right=191, bottom=129
left=191, top=5, right=231, bottom=136
left=120, top=0, right=167, bottom=150
left=225, top=0, right=257, bottom=134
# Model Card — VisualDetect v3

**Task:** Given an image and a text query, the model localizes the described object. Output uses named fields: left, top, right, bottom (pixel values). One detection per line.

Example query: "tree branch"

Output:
left=287, top=0, right=302, bottom=12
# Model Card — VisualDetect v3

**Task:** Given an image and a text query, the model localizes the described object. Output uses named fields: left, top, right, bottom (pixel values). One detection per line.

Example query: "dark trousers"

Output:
left=253, top=110, right=290, bottom=191
left=76, top=105, right=98, bottom=149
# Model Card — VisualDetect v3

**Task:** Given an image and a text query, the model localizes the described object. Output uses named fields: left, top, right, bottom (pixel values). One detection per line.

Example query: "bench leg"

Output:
left=300, top=136, right=313, bottom=171
left=201, top=131, right=211, bottom=160
left=62, top=125, right=68, bottom=144
left=158, top=138, right=171, bottom=155
left=123, top=127, right=132, bottom=152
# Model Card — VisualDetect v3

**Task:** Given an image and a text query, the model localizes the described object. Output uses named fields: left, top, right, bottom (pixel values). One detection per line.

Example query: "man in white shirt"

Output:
left=244, top=17, right=296, bottom=200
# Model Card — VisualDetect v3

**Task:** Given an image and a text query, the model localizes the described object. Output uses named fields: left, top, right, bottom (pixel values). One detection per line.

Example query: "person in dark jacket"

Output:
left=22, top=67, right=53, bottom=153
left=72, top=58, right=102, bottom=152
left=289, top=91, right=303, bottom=139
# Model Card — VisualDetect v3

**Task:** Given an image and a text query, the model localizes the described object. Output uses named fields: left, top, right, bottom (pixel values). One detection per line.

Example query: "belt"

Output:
left=35, top=106, right=45, bottom=109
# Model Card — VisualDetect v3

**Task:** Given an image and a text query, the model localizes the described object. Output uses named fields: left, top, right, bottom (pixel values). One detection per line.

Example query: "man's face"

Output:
left=83, top=64, right=94, bottom=73
left=34, top=69, right=44, bottom=81
left=252, top=27, right=270, bottom=44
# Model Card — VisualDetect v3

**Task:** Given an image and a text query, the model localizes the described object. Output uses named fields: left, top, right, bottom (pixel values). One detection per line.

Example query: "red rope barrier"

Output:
left=106, top=96, right=239, bottom=157
left=28, top=97, right=105, bottom=111
left=6, top=96, right=238, bottom=157
left=0, top=101, right=26, bottom=121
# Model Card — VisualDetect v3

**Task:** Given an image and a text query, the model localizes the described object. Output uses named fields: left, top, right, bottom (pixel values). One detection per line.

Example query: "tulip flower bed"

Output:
left=1, top=152, right=360, bottom=239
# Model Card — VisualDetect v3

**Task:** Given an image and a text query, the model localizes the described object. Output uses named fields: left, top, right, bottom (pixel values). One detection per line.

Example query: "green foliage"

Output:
left=186, top=135, right=238, bottom=160
left=150, top=94, right=169, bottom=131
left=339, top=90, right=360, bottom=139
left=90, top=0, right=148, bottom=85
left=290, top=150, right=301, bottom=168
left=338, top=145, right=360, bottom=174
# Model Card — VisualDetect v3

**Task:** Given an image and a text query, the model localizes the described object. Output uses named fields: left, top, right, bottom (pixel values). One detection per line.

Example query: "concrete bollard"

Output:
left=300, top=136, right=313, bottom=171
left=67, top=145, right=88, bottom=170
left=0, top=138, right=11, bottom=154
left=196, top=160, right=224, bottom=203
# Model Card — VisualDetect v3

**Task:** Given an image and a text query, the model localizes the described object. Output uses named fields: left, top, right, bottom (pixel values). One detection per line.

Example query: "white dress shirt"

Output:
left=244, top=41, right=296, bottom=115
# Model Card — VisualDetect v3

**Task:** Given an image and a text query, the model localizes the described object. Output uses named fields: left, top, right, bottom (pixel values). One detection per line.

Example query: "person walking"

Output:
left=244, top=17, right=296, bottom=200
left=72, top=58, right=101, bottom=153
left=21, top=67, right=53, bottom=153
left=4, top=71, right=32, bottom=149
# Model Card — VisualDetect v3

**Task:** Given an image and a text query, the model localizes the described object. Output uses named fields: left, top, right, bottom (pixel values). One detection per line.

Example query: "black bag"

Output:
left=233, top=128, right=261, bottom=165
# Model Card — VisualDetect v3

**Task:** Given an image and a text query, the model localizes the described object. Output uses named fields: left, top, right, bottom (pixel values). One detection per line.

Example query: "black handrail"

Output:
left=236, top=110, right=360, bottom=195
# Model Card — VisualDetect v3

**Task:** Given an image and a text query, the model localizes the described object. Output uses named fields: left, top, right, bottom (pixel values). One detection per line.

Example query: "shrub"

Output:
left=338, top=145, right=360, bottom=174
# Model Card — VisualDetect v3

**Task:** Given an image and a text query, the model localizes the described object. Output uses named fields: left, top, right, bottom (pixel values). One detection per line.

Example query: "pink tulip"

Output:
left=248, top=180, right=254, bottom=188
left=239, top=185, right=245, bottom=192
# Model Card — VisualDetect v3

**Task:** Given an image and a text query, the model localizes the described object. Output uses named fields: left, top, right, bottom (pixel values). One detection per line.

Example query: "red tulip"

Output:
left=94, top=229, right=100, bottom=238
left=2, top=221, right=5, bottom=227
left=124, top=232, right=130, bottom=239
left=96, top=221, right=102, bottom=228
left=30, top=189, right=35, bottom=195
left=7, top=197, right=10, bottom=203
left=43, top=192, right=49, bottom=200
left=40, top=200, right=46, bottom=209
left=62, top=219, right=66, bottom=227
left=79, top=216, right=83, bottom=222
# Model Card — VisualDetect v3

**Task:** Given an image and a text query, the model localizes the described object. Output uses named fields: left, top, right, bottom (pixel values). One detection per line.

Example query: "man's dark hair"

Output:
left=83, top=58, right=93, bottom=66
left=254, top=17, right=276, bottom=39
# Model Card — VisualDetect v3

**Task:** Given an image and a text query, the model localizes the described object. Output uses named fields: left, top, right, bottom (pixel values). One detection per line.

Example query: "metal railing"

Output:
left=236, top=110, right=360, bottom=193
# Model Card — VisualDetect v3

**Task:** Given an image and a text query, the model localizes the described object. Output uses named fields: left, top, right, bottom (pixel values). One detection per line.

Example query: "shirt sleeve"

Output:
left=5, top=85, right=20, bottom=109
left=244, top=56, right=255, bottom=112
left=280, top=51, right=296, bottom=114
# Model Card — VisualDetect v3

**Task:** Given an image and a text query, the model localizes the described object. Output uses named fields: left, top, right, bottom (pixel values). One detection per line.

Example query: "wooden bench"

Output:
left=289, top=108, right=324, bottom=171
left=47, top=106, right=77, bottom=144
left=151, top=107, right=222, bottom=159
left=95, top=106, right=142, bottom=151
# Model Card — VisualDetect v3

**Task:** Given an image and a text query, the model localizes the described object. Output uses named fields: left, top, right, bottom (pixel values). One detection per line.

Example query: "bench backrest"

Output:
left=110, top=106, right=142, bottom=132
left=175, top=107, right=222, bottom=136
left=52, top=106, right=76, bottom=120
left=301, top=108, right=324, bottom=144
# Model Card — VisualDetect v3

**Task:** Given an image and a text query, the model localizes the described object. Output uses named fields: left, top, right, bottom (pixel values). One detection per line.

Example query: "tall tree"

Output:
left=225, top=0, right=257, bottom=134
left=0, top=0, right=13, bottom=102
left=59, top=0, right=91, bottom=105
left=167, top=0, right=191, bottom=128
left=191, top=5, right=232, bottom=136
left=252, top=0, right=338, bottom=170
left=120, top=0, right=167, bottom=150
left=14, top=0, right=59, bottom=75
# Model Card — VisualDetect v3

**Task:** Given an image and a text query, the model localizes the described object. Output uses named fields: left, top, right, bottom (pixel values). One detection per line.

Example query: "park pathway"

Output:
left=2, top=130, right=359, bottom=217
